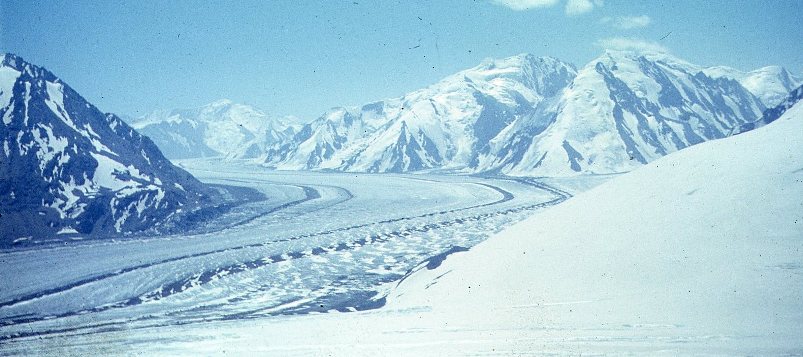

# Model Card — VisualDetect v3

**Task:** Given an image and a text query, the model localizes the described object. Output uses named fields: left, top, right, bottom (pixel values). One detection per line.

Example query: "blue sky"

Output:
left=2, top=0, right=801, bottom=120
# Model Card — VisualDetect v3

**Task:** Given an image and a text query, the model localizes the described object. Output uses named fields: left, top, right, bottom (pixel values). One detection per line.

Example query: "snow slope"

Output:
left=0, top=53, right=215, bottom=245
left=131, top=100, right=300, bottom=160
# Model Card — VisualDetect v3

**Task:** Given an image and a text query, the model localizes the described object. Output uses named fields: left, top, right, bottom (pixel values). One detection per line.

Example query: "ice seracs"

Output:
left=0, top=53, right=215, bottom=246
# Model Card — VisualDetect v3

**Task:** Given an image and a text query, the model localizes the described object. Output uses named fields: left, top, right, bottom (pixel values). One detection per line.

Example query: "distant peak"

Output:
left=323, top=107, right=349, bottom=121
left=705, top=65, right=741, bottom=73
left=705, top=65, right=791, bottom=77
left=599, top=48, right=674, bottom=60
left=599, top=48, right=645, bottom=60
left=507, top=52, right=537, bottom=61
left=496, top=52, right=552, bottom=64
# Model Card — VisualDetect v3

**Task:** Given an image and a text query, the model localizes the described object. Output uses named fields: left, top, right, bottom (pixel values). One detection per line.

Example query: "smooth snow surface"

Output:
left=10, top=99, right=800, bottom=356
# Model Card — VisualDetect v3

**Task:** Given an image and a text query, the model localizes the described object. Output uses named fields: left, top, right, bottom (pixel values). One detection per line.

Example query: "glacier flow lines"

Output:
left=0, top=160, right=570, bottom=342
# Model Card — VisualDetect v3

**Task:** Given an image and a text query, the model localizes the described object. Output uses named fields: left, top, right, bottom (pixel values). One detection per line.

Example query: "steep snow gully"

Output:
left=0, top=160, right=575, bottom=341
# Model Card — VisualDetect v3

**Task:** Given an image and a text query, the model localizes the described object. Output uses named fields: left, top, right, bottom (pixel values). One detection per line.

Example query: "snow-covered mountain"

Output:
left=267, top=54, right=577, bottom=172
left=264, top=50, right=787, bottom=176
left=704, top=65, right=802, bottom=107
left=131, top=100, right=300, bottom=160
left=0, top=53, right=215, bottom=245
left=489, top=50, right=766, bottom=176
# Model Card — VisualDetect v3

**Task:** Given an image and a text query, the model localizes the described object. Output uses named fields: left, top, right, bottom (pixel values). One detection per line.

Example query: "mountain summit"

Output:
left=703, top=65, right=801, bottom=107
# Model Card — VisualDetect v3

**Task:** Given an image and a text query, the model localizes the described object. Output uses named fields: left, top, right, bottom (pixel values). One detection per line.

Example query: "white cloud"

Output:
left=600, top=15, right=652, bottom=30
left=595, top=37, right=669, bottom=54
left=490, top=0, right=602, bottom=14
left=565, top=0, right=603, bottom=16
left=490, top=0, right=560, bottom=11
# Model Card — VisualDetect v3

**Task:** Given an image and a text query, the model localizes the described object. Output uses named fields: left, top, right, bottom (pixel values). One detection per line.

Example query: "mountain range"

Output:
left=0, top=53, right=216, bottom=245
left=136, top=51, right=800, bottom=176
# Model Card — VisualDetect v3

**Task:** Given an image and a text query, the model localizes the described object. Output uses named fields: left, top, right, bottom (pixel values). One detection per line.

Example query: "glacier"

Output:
left=1, top=50, right=802, bottom=356
left=0, top=159, right=585, bottom=348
